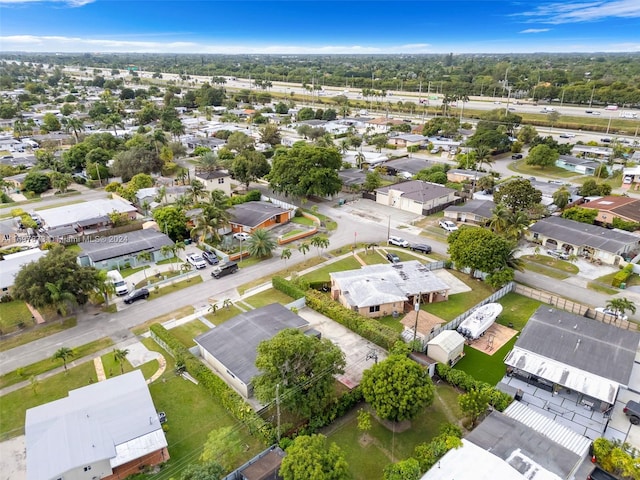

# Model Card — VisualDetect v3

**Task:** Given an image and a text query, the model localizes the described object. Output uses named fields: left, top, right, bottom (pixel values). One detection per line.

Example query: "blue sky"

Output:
left=1, top=0, right=639, bottom=53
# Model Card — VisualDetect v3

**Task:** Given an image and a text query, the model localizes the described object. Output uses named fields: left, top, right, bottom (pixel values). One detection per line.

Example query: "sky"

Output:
left=0, top=0, right=639, bottom=54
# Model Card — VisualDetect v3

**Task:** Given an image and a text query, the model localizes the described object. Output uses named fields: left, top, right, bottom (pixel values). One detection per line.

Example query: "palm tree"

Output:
left=196, top=151, right=219, bottom=175
left=160, top=244, right=175, bottom=270
left=150, top=129, right=167, bottom=156
left=506, top=243, right=525, bottom=272
left=64, top=117, right=84, bottom=144
left=247, top=229, right=277, bottom=258
left=177, top=167, right=189, bottom=186
left=101, top=113, right=124, bottom=136
left=188, top=179, right=206, bottom=205
left=310, top=235, right=330, bottom=257
left=280, top=247, right=292, bottom=269
left=474, top=145, right=493, bottom=172
left=45, top=280, right=77, bottom=316
left=113, top=348, right=129, bottom=374
left=52, top=347, right=75, bottom=372
left=504, top=210, right=530, bottom=241
left=299, top=242, right=310, bottom=257
left=489, top=204, right=510, bottom=235
left=136, top=251, right=152, bottom=281
left=223, top=299, right=233, bottom=310
left=155, top=185, right=168, bottom=206
left=552, top=186, right=571, bottom=210
left=355, top=151, right=366, bottom=170
left=95, top=270, right=116, bottom=307
left=606, top=298, right=637, bottom=318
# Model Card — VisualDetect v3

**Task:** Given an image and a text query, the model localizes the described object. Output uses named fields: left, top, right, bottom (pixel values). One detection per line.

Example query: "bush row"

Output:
left=612, top=264, right=634, bottom=288
left=229, top=190, right=261, bottom=205
left=272, top=276, right=306, bottom=299
left=149, top=324, right=275, bottom=444
left=436, top=363, right=513, bottom=412
left=298, top=387, right=363, bottom=437
left=305, top=289, right=401, bottom=350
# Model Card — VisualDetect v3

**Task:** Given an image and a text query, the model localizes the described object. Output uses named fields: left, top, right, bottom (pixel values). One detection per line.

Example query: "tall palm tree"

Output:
left=95, top=270, right=116, bottom=307
left=606, top=298, right=636, bottom=318
left=188, top=179, right=206, bottom=205
left=489, top=204, right=510, bottom=235
left=280, top=248, right=292, bottom=268
left=160, top=244, right=176, bottom=270
left=506, top=243, right=525, bottom=272
left=64, top=117, right=84, bottom=144
left=299, top=242, right=310, bottom=257
left=474, top=145, right=493, bottom=172
left=150, top=129, right=167, bottom=156
left=45, top=280, right=77, bottom=316
left=355, top=151, right=366, bottom=170
left=310, top=235, right=330, bottom=257
left=52, top=347, right=75, bottom=372
left=101, top=113, right=124, bottom=136
left=196, top=151, right=219, bottom=175
left=246, top=229, right=277, bottom=258
left=113, top=348, right=129, bottom=374
left=136, top=251, right=152, bottom=280
left=504, top=210, right=530, bottom=242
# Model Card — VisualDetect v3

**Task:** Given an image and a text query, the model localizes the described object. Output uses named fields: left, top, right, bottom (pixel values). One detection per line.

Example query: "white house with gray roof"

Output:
left=330, top=260, right=450, bottom=318
left=25, top=370, right=169, bottom=480
left=0, top=248, right=47, bottom=297
left=375, top=180, right=458, bottom=215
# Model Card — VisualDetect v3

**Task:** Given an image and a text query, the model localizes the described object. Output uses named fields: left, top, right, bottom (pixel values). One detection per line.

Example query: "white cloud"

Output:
left=516, top=0, right=640, bottom=24
left=519, top=28, right=551, bottom=33
left=0, top=0, right=95, bottom=5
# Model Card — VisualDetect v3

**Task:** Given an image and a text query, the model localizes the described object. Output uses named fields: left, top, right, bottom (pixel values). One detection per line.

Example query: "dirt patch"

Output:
left=358, top=432, right=374, bottom=447
left=466, top=322, right=518, bottom=355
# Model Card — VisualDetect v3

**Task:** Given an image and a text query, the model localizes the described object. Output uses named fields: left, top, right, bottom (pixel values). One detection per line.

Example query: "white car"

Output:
left=595, top=307, right=628, bottom=322
left=439, top=220, right=458, bottom=232
left=186, top=253, right=207, bottom=269
left=388, top=236, right=409, bottom=247
left=233, top=232, right=251, bottom=241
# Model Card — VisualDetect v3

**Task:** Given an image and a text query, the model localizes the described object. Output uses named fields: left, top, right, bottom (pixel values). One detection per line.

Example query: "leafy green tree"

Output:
left=561, top=206, right=598, bottom=224
left=383, top=458, right=421, bottom=480
left=259, top=123, right=282, bottom=146
left=153, top=205, right=189, bottom=241
left=493, top=179, right=542, bottom=213
left=52, top=347, right=75, bottom=372
left=357, top=409, right=372, bottom=433
left=113, top=349, right=129, bottom=374
left=459, top=387, right=492, bottom=426
left=14, top=245, right=100, bottom=310
left=362, top=171, right=383, bottom=192
left=269, top=144, right=342, bottom=198
left=606, top=298, right=636, bottom=317
left=360, top=355, right=434, bottom=422
left=41, top=112, right=61, bottom=132
left=486, top=268, right=515, bottom=289
left=23, top=172, right=51, bottom=193
left=280, top=434, right=351, bottom=480
left=50, top=172, right=73, bottom=194
left=448, top=228, right=515, bottom=278
left=297, top=107, right=315, bottom=121
left=112, top=147, right=163, bottom=183
left=517, top=125, right=538, bottom=144
left=226, top=131, right=254, bottom=153
left=200, top=426, right=244, bottom=471
left=369, top=134, right=388, bottom=152
left=552, top=186, right=571, bottom=209
left=579, top=179, right=612, bottom=197
left=413, top=425, right=463, bottom=472
left=254, top=329, right=346, bottom=418
left=247, top=228, right=277, bottom=258
left=180, top=461, right=225, bottom=480
left=526, top=144, right=560, bottom=169
left=422, top=116, right=459, bottom=137
left=231, top=150, right=270, bottom=189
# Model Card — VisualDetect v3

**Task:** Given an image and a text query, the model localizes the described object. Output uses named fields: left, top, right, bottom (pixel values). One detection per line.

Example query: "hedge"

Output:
left=612, top=264, right=634, bottom=288
left=272, top=276, right=306, bottom=299
left=149, top=324, right=275, bottom=443
left=229, top=189, right=262, bottom=205
left=436, top=363, right=513, bottom=412
left=305, top=289, right=401, bottom=350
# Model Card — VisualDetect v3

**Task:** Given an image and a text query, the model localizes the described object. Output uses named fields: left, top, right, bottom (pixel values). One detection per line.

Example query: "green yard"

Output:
left=496, top=293, right=542, bottom=331
left=170, top=319, right=210, bottom=347
left=359, top=251, right=391, bottom=265
left=99, top=351, right=159, bottom=381
left=291, top=216, right=315, bottom=226
left=0, top=317, right=77, bottom=353
left=454, top=337, right=517, bottom=386
left=508, top=159, right=581, bottom=179
left=131, top=306, right=195, bottom=335
left=0, top=300, right=34, bottom=334
left=203, top=305, right=243, bottom=326
left=301, top=256, right=363, bottom=284
left=423, top=271, right=495, bottom=321
left=325, top=384, right=464, bottom=480
left=243, top=288, right=297, bottom=309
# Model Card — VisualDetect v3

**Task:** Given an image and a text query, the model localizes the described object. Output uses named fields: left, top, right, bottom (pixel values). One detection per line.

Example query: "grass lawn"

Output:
left=64, top=244, right=81, bottom=254
left=281, top=228, right=306, bottom=239
left=376, top=314, right=405, bottom=333
left=359, top=251, right=390, bottom=265
left=588, top=270, right=637, bottom=295
left=302, top=256, right=363, bottom=284
left=496, top=293, right=542, bottom=331
left=170, top=319, right=210, bottom=347
left=0, top=362, right=96, bottom=440
left=508, top=160, right=578, bottom=179
left=148, top=276, right=203, bottom=299
left=135, top=270, right=185, bottom=288
left=156, top=257, right=182, bottom=265
left=243, top=288, right=296, bottom=308
left=454, top=337, right=517, bottom=386
left=142, top=338, right=265, bottom=475
left=237, top=256, right=266, bottom=268
left=291, top=216, right=315, bottom=226
left=305, top=209, right=337, bottom=231
left=0, top=317, right=77, bottom=353
left=0, top=337, right=113, bottom=390
left=203, top=305, right=243, bottom=326
left=237, top=256, right=326, bottom=294
left=521, top=255, right=579, bottom=274
left=0, top=300, right=34, bottom=334
left=423, top=271, right=495, bottom=321
left=100, top=351, right=134, bottom=378
left=131, top=306, right=195, bottom=335
left=326, top=384, right=463, bottom=480
left=120, top=265, right=150, bottom=278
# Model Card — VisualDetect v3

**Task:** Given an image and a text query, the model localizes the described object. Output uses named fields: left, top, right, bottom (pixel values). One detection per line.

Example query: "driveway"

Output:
left=0, top=436, right=25, bottom=480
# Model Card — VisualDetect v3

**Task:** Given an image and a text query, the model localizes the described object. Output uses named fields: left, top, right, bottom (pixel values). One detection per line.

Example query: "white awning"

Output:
left=505, top=347, right=619, bottom=404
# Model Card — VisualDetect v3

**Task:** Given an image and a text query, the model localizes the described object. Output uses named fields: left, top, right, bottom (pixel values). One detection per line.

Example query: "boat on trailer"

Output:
left=457, top=303, right=503, bottom=340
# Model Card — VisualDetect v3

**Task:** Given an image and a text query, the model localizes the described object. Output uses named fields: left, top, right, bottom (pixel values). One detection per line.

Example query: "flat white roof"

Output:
left=0, top=248, right=47, bottom=290
left=38, top=199, right=136, bottom=230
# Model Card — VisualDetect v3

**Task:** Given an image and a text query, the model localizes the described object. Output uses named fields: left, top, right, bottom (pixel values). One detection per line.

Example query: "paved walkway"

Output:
left=93, top=357, right=106, bottom=381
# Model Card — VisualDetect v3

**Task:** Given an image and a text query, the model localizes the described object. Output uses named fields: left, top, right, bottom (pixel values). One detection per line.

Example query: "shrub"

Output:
left=272, top=276, right=306, bottom=299
left=612, top=264, right=634, bottom=288
left=436, top=364, right=513, bottom=411
left=230, top=190, right=262, bottom=205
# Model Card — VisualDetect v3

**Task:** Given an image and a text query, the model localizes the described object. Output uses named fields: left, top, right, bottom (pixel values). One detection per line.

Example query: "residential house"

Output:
left=504, top=306, right=640, bottom=412
left=3, top=171, right=29, bottom=191
left=572, top=145, right=613, bottom=159
left=527, top=216, right=639, bottom=265
left=194, top=168, right=232, bottom=196
left=375, top=180, right=458, bottom=215
left=195, top=304, right=310, bottom=398
left=555, top=155, right=601, bottom=175
left=623, top=165, right=640, bottom=192
left=135, top=186, right=190, bottom=210
left=25, top=370, right=169, bottom=480
left=580, top=195, right=640, bottom=227
left=228, top=201, right=292, bottom=234
left=184, top=136, right=226, bottom=152
left=0, top=248, right=47, bottom=297
left=323, top=121, right=350, bottom=135
left=338, top=168, right=367, bottom=191
left=330, top=261, right=450, bottom=318
left=443, top=199, right=495, bottom=225
left=343, top=150, right=388, bottom=168
left=0, top=218, right=20, bottom=247
left=382, top=157, right=435, bottom=176
left=77, top=228, right=174, bottom=270
left=366, top=117, right=405, bottom=133
left=387, top=134, right=427, bottom=149
left=446, top=169, right=490, bottom=184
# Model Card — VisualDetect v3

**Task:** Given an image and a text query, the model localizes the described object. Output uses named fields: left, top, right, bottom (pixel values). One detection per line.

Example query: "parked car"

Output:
left=233, top=232, right=251, bottom=241
left=212, top=261, right=239, bottom=279
left=411, top=243, right=432, bottom=254
left=511, top=153, right=523, bottom=160
left=439, top=220, right=458, bottom=232
left=546, top=249, right=569, bottom=260
left=601, top=137, right=612, bottom=143
left=386, top=252, right=400, bottom=263
left=388, top=236, right=409, bottom=247
left=123, top=288, right=150, bottom=304
left=595, top=307, right=629, bottom=322
left=201, top=251, right=219, bottom=265
left=559, top=133, right=576, bottom=138
left=587, top=466, right=619, bottom=480
left=430, top=147, right=441, bottom=154
left=623, top=400, right=640, bottom=425
left=186, top=253, right=207, bottom=269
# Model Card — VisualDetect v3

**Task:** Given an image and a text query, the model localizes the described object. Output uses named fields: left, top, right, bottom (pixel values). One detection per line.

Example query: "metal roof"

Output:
left=195, top=304, right=309, bottom=385
left=25, top=370, right=166, bottom=480
left=38, top=199, right=136, bottom=230
left=78, top=229, right=174, bottom=262
left=467, top=409, right=583, bottom=479
left=331, top=260, right=450, bottom=308
left=529, top=216, right=639, bottom=254
left=229, top=201, right=290, bottom=229
left=510, top=306, right=639, bottom=385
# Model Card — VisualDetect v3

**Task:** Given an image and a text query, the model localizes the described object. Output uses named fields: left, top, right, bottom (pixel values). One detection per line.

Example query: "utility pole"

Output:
left=276, top=383, right=281, bottom=442
left=412, top=293, right=422, bottom=345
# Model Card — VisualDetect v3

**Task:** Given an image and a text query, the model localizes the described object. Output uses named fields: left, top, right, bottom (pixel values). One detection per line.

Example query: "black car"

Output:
left=587, top=466, right=619, bottom=480
left=411, top=243, right=432, bottom=254
left=123, top=288, right=149, bottom=304
left=202, top=251, right=219, bottom=265
left=386, top=252, right=400, bottom=263
left=511, top=153, right=523, bottom=160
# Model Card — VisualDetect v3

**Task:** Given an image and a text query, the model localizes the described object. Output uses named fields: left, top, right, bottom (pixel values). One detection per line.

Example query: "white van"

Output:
left=107, top=270, right=129, bottom=296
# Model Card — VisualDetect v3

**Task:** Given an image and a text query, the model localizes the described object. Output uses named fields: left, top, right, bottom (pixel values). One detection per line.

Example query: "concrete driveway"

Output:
left=0, top=436, right=25, bottom=480
left=296, top=307, right=387, bottom=389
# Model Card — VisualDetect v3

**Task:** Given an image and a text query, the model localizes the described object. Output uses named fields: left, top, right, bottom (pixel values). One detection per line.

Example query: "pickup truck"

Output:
left=623, top=400, right=640, bottom=425
left=587, top=466, right=618, bottom=480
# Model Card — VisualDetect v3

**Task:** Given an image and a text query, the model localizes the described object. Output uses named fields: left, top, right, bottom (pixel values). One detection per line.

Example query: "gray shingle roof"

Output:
left=512, top=306, right=639, bottom=384
left=529, top=216, right=639, bottom=254
left=229, top=201, right=290, bottom=229
left=78, top=229, right=174, bottom=262
left=445, top=199, right=495, bottom=219
left=375, top=180, right=456, bottom=204
left=195, top=304, right=309, bottom=385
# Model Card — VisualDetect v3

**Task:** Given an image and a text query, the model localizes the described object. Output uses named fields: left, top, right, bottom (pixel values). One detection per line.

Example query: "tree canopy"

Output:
left=526, top=144, right=559, bottom=169
left=493, top=178, right=542, bottom=213
left=280, top=434, right=351, bottom=480
left=360, top=354, right=434, bottom=422
left=268, top=144, right=342, bottom=198
left=231, top=150, right=270, bottom=189
left=447, top=227, right=516, bottom=277
left=153, top=205, right=189, bottom=241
